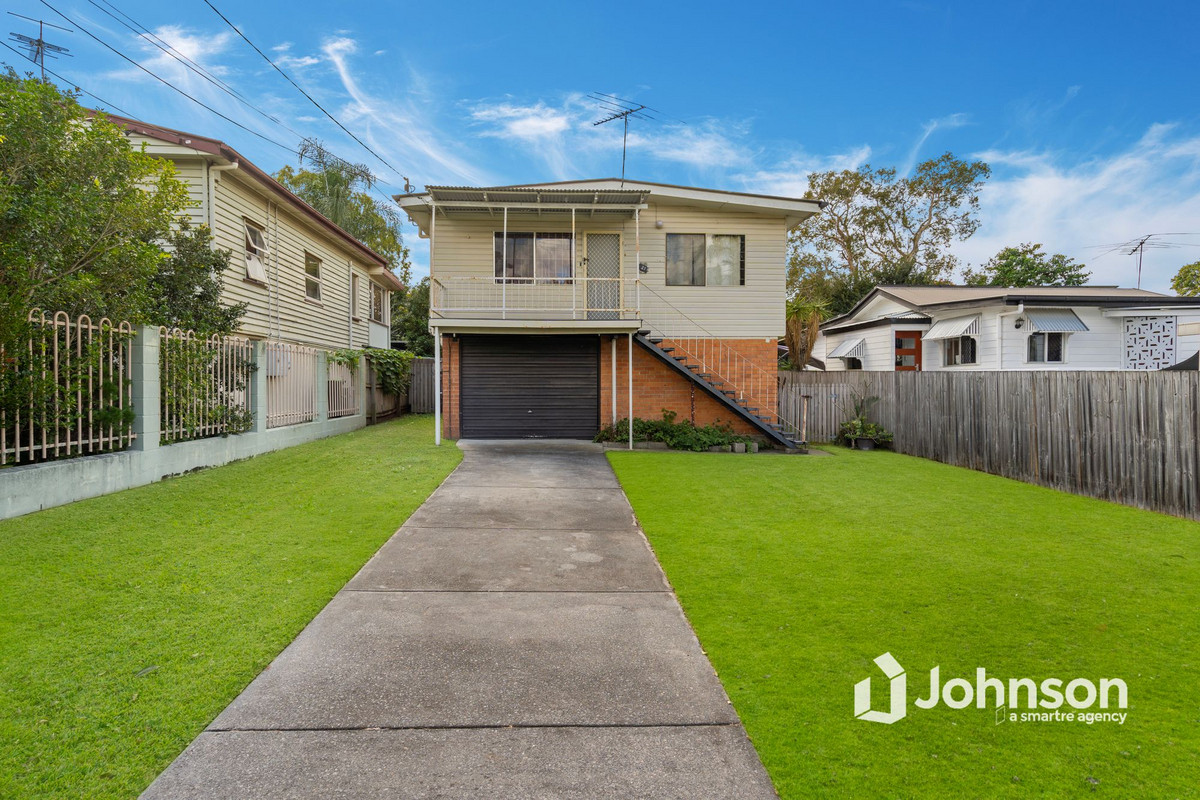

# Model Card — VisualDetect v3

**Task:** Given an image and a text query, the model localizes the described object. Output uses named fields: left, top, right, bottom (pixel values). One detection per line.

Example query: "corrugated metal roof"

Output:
left=924, top=315, right=981, bottom=340
left=828, top=337, right=867, bottom=359
left=886, top=311, right=932, bottom=321
left=1026, top=308, right=1089, bottom=332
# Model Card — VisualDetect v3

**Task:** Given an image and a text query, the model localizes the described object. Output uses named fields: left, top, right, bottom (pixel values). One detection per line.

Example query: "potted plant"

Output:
left=837, top=388, right=893, bottom=451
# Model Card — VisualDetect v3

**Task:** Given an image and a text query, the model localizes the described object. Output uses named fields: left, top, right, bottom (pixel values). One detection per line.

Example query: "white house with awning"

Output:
left=815, top=285, right=1200, bottom=372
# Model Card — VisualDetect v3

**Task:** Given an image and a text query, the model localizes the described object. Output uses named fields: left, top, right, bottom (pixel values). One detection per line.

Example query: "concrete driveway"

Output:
left=142, top=440, right=777, bottom=799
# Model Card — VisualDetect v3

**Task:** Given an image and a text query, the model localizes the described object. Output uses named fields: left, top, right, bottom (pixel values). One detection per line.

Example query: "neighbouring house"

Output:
left=394, top=179, right=823, bottom=447
left=110, top=115, right=404, bottom=349
left=815, top=285, right=1200, bottom=372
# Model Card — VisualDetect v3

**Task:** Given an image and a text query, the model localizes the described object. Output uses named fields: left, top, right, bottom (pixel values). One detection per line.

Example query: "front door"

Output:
left=583, top=233, right=621, bottom=320
left=894, top=330, right=923, bottom=371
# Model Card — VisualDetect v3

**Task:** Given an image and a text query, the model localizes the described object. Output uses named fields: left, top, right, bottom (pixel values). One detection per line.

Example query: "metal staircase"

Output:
left=627, top=284, right=802, bottom=449
left=633, top=332, right=800, bottom=449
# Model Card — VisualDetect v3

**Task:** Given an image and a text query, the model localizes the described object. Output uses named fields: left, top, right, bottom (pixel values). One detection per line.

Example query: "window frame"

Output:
left=243, top=218, right=269, bottom=285
left=304, top=251, right=322, bottom=303
left=493, top=231, right=575, bottom=282
left=943, top=335, right=978, bottom=367
left=350, top=272, right=361, bottom=319
left=370, top=282, right=387, bottom=324
left=1027, top=331, right=1066, bottom=364
left=665, top=233, right=746, bottom=287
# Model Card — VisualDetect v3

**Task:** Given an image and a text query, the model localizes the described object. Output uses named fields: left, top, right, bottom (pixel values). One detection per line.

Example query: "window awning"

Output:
left=1026, top=309, right=1089, bottom=333
left=828, top=337, right=866, bottom=359
left=924, top=315, right=980, bottom=340
left=422, top=186, right=650, bottom=218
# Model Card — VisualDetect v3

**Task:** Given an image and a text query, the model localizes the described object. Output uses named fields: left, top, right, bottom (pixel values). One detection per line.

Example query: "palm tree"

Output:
left=783, top=298, right=827, bottom=371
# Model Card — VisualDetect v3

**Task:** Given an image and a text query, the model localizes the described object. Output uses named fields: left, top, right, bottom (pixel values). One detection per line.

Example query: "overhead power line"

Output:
left=200, top=0, right=399, bottom=175
left=40, top=0, right=298, bottom=157
left=84, top=0, right=303, bottom=142
left=1, top=37, right=133, bottom=116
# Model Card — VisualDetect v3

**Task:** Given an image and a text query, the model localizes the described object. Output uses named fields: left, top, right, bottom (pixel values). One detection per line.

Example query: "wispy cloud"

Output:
left=955, top=123, right=1200, bottom=291
left=737, top=145, right=874, bottom=197
left=321, top=36, right=489, bottom=185
left=110, top=25, right=233, bottom=84
left=902, top=112, right=970, bottom=175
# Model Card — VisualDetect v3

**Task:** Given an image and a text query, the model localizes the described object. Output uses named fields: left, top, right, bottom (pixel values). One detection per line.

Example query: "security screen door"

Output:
left=585, top=233, right=621, bottom=320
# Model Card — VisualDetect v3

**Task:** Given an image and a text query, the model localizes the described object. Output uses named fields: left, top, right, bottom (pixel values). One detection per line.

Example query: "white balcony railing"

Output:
left=430, top=276, right=642, bottom=320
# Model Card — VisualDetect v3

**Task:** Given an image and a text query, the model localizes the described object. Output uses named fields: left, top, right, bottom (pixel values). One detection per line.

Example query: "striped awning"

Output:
left=828, top=337, right=866, bottom=359
left=1026, top=308, right=1089, bottom=333
left=924, top=315, right=981, bottom=341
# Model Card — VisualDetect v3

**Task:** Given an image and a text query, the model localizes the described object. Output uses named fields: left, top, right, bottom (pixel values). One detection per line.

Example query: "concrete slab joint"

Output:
left=142, top=441, right=777, bottom=799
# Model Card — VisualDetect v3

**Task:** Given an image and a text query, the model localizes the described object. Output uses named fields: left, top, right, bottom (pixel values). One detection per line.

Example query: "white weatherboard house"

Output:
left=110, top=114, right=404, bottom=350
left=816, top=285, right=1200, bottom=372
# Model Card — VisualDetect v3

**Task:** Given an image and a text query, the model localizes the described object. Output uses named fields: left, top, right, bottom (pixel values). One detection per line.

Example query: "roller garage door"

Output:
left=459, top=335, right=599, bottom=439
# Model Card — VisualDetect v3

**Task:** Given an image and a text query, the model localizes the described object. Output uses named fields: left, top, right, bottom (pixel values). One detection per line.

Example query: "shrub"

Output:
left=594, top=409, right=760, bottom=451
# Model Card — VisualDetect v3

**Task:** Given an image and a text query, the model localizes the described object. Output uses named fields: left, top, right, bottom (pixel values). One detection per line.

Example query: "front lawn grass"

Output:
left=0, top=415, right=460, bottom=799
left=609, top=448, right=1200, bottom=798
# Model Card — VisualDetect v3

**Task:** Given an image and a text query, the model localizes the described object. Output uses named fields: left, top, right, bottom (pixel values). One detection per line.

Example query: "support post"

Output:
left=251, top=340, right=268, bottom=433
left=316, top=351, right=329, bottom=423
left=502, top=207, right=508, bottom=320
left=633, top=207, right=640, bottom=317
left=611, top=336, right=617, bottom=424
left=433, top=326, right=442, bottom=446
left=130, top=325, right=160, bottom=451
left=627, top=332, right=633, bottom=451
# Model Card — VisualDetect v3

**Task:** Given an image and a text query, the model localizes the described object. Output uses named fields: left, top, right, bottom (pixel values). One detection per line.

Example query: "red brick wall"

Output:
left=599, top=335, right=777, bottom=437
left=441, top=333, right=776, bottom=440
left=440, top=335, right=460, bottom=439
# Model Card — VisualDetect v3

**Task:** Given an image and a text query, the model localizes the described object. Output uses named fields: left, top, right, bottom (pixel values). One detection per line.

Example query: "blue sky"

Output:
left=5, top=0, right=1200, bottom=289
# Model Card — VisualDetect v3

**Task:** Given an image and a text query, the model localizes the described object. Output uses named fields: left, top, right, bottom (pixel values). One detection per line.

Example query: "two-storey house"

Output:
left=395, top=179, right=823, bottom=447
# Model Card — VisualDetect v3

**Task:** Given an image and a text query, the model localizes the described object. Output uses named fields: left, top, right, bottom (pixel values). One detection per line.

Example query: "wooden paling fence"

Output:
left=409, top=357, right=435, bottom=413
left=2, top=310, right=135, bottom=465
left=779, top=370, right=1200, bottom=521
left=159, top=328, right=254, bottom=444
left=365, top=360, right=400, bottom=422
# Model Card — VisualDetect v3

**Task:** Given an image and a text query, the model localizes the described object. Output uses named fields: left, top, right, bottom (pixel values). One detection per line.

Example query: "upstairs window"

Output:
left=370, top=283, right=387, bottom=324
left=944, top=336, right=977, bottom=366
left=305, top=253, right=322, bottom=301
left=244, top=220, right=268, bottom=283
left=666, top=233, right=745, bottom=286
left=494, top=232, right=573, bottom=281
left=1028, top=332, right=1065, bottom=363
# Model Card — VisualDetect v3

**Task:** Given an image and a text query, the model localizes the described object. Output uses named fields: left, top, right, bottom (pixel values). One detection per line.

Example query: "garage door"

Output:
left=460, top=335, right=599, bottom=439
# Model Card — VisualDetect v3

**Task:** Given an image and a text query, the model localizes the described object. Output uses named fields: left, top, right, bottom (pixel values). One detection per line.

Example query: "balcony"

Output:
left=430, top=276, right=644, bottom=322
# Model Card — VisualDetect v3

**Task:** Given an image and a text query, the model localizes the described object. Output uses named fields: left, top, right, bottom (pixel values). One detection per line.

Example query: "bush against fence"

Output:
left=779, top=370, right=1200, bottom=521
left=159, top=328, right=255, bottom=444
left=1, top=310, right=135, bottom=465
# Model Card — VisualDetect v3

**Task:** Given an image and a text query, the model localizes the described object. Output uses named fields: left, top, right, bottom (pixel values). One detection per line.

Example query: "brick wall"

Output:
left=599, top=335, right=777, bottom=437
left=440, top=333, right=777, bottom=440
left=440, top=334, right=460, bottom=439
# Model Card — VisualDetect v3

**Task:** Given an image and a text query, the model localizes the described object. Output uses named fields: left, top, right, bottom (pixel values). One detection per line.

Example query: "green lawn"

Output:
left=609, top=448, right=1200, bottom=798
left=0, top=416, right=460, bottom=799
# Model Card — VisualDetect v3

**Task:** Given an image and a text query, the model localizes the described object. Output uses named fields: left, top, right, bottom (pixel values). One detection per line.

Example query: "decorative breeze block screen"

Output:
left=1123, top=316, right=1176, bottom=370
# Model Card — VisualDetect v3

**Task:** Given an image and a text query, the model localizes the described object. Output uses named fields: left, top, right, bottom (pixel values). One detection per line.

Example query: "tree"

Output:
left=787, top=152, right=990, bottom=311
left=1171, top=260, right=1200, bottom=296
left=275, top=142, right=411, bottom=285
left=147, top=222, right=246, bottom=334
left=782, top=298, right=826, bottom=370
left=391, top=278, right=432, bottom=355
left=0, top=71, right=190, bottom=336
left=964, top=243, right=1090, bottom=287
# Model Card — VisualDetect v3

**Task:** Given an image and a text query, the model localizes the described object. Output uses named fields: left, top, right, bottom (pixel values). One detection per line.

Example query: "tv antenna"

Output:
left=7, top=12, right=71, bottom=80
left=589, top=92, right=660, bottom=186
left=1089, top=233, right=1200, bottom=289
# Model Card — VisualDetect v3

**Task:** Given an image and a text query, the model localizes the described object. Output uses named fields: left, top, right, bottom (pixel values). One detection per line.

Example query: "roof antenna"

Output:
left=589, top=92, right=662, bottom=187
left=7, top=12, right=72, bottom=81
